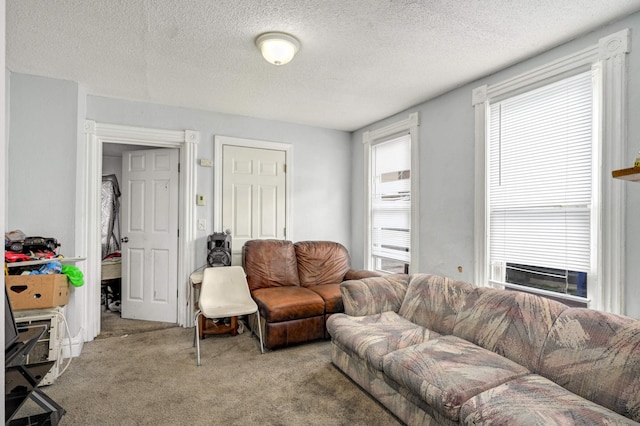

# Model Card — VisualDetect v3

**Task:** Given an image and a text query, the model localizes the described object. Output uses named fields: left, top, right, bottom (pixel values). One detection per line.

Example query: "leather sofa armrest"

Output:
left=340, top=274, right=410, bottom=316
left=344, top=269, right=382, bottom=281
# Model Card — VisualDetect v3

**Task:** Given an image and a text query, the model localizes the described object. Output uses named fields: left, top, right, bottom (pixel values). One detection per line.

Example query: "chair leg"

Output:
left=256, top=310, right=264, bottom=354
left=193, top=314, right=198, bottom=347
left=194, top=311, right=202, bottom=366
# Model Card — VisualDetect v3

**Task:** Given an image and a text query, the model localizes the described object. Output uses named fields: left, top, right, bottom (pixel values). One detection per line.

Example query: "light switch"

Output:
left=196, top=194, right=206, bottom=206
left=198, top=219, right=206, bottom=231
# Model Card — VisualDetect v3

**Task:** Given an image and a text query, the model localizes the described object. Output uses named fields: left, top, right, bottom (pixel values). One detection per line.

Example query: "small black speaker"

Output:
left=207, top=231, right=232, bottom=267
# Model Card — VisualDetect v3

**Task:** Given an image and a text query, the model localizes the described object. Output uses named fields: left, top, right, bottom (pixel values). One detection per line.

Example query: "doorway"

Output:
left=80, top=122, right=199, bottom=342
left=101, top=144, right=179, bottom=326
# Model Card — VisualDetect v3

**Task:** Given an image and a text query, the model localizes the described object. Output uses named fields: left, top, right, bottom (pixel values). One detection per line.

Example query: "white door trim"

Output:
left=78, top=121, right=199, bottom=341
left=214, top=135, right=293, bottom=241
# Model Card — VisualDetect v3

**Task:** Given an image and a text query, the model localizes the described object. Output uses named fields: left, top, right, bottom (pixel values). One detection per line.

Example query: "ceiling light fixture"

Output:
left=255, top=32, right=300, bottom=66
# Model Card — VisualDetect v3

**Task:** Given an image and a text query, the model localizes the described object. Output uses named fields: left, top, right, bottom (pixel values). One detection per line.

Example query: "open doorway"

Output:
left=100, top=143, right=180, bottom=336
left=101, top=143, right=144, bottom=316
left=79, top=122, right=199, bottom=343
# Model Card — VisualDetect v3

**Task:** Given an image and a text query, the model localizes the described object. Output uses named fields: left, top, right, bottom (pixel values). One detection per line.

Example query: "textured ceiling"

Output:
left=7, top=0, right=640, bottom=131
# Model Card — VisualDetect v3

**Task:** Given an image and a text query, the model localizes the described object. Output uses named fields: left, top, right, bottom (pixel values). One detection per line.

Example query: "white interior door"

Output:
left=121, top=148, right=179, bottom=322
left=222, top=145, right=286, bottom=265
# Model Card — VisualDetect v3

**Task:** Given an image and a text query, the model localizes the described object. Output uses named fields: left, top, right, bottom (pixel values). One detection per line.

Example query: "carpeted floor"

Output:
left=18, top=320, right=403, bottom=425
left=97, top=309, right=178, bottom=339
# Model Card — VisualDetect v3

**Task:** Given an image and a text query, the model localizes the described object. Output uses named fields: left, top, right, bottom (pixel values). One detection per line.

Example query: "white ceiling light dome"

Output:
left=255, top=32, right=300, bottom=66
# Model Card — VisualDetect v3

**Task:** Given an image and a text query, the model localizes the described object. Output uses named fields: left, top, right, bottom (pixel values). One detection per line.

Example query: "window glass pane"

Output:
left=371, top=135, right=411, bottom=270
left=375, top=257, right=409, bottom=274
left=488, top=71, right=593, bottom=297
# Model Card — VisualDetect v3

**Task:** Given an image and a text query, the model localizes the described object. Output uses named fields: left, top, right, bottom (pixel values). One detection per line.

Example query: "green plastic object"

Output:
left=62, top=264, right=85, bottom=287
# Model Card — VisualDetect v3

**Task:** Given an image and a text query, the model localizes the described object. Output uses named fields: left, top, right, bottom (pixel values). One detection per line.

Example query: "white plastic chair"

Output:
left=194, top=266, right=264, bottom=366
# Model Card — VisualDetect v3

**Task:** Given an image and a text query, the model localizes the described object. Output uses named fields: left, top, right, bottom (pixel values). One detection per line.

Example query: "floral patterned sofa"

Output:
left=326, top=274, right=640, bottom=425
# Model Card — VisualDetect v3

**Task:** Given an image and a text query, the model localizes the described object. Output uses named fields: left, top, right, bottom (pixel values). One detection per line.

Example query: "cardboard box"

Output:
left=5, top=274, right=70, bottom=310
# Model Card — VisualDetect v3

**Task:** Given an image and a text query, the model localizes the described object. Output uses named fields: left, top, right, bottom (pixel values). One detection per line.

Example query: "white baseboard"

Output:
left=62, top=328, right=85, bottom=358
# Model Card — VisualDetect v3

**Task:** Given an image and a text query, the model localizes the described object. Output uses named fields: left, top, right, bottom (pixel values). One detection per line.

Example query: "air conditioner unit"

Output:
left=14, top=307, right=65, bottom=386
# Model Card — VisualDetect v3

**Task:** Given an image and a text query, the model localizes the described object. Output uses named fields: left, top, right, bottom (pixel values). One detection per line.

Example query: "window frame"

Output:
left=473, top=29, right=630, bottom=314
left=363, top=112, right=420, bottom=274
left=487, top=70, right=598, bottom=304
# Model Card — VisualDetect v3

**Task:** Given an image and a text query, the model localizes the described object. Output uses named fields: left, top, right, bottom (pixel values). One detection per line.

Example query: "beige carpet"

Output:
left=19, top=322, right=403, bottom=425
left=97, top=309, right=178, bottom=339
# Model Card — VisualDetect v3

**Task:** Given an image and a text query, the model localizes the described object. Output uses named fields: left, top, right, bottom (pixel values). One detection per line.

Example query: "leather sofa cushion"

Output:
left=243, top=239, right=300, bottom=291
left=308, top=284, right=343, bottom=313
left=294, top=241, right=350, bottom=287
left=264, top=317, right=325, bottom=350
left=252, top=286, right=325, bottom=322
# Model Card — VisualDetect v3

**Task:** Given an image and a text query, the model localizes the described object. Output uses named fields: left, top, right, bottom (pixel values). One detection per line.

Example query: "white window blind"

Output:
left=488, top=71, right=593, bottom=275
left=371, top=135, right=411, bottom=264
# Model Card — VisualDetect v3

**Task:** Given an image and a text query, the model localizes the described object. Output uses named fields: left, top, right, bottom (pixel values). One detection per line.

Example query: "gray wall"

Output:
left=7, top=73, right=79, bottom=252
left=87, top=96, right=353, bottom=267
left=351, top=12, right=640, bottom=318
left=6, top=78, right=353, bottom=271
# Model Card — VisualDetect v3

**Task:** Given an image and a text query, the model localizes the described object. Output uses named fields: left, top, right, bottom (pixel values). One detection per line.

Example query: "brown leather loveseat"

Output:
left=242, top=239, right=379, bottom=350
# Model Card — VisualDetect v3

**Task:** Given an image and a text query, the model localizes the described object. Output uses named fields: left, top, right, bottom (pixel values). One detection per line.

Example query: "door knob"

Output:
left=121, top=237, right=129, bottom=243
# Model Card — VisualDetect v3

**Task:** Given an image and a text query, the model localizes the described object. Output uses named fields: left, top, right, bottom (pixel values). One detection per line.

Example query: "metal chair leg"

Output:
left=193, top=314, right=197, bottom=347
left=194, top=311, right=202, bottom=366
left=256, top=310, right=264, bottom=354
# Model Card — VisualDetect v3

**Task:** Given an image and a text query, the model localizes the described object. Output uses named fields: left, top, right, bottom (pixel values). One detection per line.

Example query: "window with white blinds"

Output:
left=371, top=134, right=411, bottom=274
left=487, top=70, right=593, bottom=298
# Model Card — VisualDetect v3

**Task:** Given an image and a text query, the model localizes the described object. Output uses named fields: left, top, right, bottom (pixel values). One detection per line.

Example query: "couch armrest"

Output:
left=340, top=274, right=410, bottom=316
left=344, top=269, right=383, bottom=281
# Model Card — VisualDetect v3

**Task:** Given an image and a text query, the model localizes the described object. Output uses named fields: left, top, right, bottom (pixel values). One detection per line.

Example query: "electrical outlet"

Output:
left=198, top=219, right=206, bottom=231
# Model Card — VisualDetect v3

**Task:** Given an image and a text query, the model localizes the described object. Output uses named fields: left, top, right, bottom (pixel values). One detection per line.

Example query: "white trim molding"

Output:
left=61, top=329, right=85, bottom=359
left=78, top=121, right=199, bottom=341
left=362, top=112, right=420, bottom=273
left=472, top=29, right=629, bottom=314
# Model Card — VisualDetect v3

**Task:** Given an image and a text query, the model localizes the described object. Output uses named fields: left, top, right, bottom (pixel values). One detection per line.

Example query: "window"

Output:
left=473, top=29, right=629, bottom=314
left=364, top=113, right=419, bottom=274
left=487, top=71, right=594, bottom=301
left=371, top=135, right=411, bottom=273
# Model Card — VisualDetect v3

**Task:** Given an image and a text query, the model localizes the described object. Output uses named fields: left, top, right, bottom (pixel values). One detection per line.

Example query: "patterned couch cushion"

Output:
left=460, top=374, right=638, bottom=425
left=452, top=288, right=568, bottom=372
left=539, top=308, right=640, bottom=422
left=382, top=335, right=530, bottom=422
left=398, top=274, right=474, bottom=334
left=326, top=311, right=437, bottom=371
left=340, top=275, right=409, bottom=316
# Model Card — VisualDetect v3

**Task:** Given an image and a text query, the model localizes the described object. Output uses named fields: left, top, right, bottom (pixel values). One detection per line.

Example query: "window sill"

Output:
left=491, top=280, right=591, bottom=306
